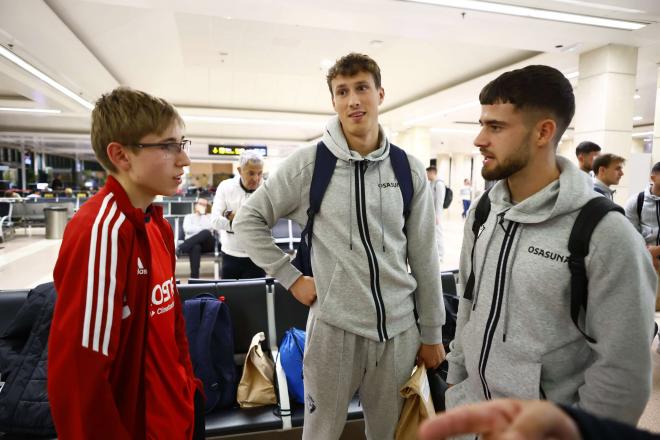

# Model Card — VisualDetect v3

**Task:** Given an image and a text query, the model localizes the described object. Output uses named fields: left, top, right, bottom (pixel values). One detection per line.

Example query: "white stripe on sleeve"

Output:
left=92, top=201, right=118, bottom=352
left=102, top=212, right=126, bottom=356
left=82, top=193, right=114, bottom=349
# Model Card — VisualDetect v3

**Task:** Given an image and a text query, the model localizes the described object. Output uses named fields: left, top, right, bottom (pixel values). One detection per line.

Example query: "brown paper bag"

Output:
left=237, top=332, right=277, bottom=408
left=395, top=364, right=436, bottom=440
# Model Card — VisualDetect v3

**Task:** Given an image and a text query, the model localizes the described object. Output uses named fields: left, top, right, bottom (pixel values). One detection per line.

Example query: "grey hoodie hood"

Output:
left=322, top=116, right=389, bottom=162
left=490, top=156, right=597, bottom=224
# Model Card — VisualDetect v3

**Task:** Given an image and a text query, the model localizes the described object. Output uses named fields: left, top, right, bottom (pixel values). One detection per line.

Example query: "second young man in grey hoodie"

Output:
left=234, top=53, right=445, bottom=439
left=446, top=65, right=655, bottom=426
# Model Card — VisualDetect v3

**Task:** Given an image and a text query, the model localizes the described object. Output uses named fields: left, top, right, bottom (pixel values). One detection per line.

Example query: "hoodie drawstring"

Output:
left=377, top=161, right=385, bottom=252
left=349, top=159, right=353, bottom=250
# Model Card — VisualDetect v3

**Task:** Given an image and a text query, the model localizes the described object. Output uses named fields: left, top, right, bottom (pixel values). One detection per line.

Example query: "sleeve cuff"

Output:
left=446, top=363, right=468, bottom=385
left=420, top=324, right=443, bottom=345
left=274, top=263, right=303, bottom=290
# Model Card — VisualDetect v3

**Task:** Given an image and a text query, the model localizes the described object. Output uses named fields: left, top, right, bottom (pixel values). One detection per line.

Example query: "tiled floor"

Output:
left=1, top=207, right=659, bottom=435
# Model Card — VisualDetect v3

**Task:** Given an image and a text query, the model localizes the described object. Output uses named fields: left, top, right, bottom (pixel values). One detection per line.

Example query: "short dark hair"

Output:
left=575, top=141, right=601, bottom=157
left=651, top=162, right=660, bottom=174
left=326, top=53, right=381, bottom=96
left=426, top=166, right=437, bottom=173
left=592, top=153, right=625, bottom=174
left=479, top=65, right=575, bottom=145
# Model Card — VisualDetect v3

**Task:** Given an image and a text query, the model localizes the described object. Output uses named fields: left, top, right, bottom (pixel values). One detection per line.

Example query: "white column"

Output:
left=397, top=127, right=432, bottom=166
left=573, top=44, right=638, bottom=203
left=653, top=65, right=660, bottom=164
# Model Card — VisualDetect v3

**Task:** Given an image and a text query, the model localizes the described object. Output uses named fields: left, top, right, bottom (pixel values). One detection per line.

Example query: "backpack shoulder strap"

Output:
left=567, top=197, right=624, bottom=344
left=637, top=191, right=644, bottom=220
left=308, top=142, right=337, bottom=215
left=463, top=190, right=492, bottom=301
left=389, top=144, right=413, bottom=218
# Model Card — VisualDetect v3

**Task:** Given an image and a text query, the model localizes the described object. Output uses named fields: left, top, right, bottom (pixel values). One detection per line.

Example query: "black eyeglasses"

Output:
left=132, top=139, right=191, bottom=155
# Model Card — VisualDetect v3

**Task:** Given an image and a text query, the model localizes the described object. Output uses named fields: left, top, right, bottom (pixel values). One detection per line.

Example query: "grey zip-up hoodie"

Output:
left=233, top=116, right=444, bottom=344
left=624, top=185, right=660, bottom=246
left=446, top=156, right=655, bottom=424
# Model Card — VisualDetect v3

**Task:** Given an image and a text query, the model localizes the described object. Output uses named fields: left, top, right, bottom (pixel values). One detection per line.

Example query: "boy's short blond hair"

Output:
left=91, top=87, right=184, bottom=172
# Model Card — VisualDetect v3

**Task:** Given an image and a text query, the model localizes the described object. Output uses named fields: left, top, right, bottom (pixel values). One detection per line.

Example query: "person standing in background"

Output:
left=426, top=166, right=446, bottom=264
left=211, top=150, right=266, bottom=279
left=575, top=141, right=601, bottom=175
left=460, top=178, right=472, bottom=218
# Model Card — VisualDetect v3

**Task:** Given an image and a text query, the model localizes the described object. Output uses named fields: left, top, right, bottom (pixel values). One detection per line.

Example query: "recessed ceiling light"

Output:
left=399, top=0, right=648, bottom=30
left=370, top=40, right=384, bottom=48
left=0, top=107, right=61, bottom=114
left=0, top=45, right=94, bottom=111
left=564, top=71, right=579, bottom=79
left=633, top=116, right=643, bottom=121
left=633, top=94, right=641, bottom=99
left=549, top=0, right=644, bottom=13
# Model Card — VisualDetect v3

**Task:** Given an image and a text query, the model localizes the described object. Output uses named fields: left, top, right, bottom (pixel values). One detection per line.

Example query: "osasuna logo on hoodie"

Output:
left=377, top=182, right=400, bottom=189
left=527, top=246, right=569, bottom=264
left=137, top=257, right=148, bottom=275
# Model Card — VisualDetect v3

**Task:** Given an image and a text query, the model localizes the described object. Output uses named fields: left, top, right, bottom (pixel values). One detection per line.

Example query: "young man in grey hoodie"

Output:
left=233, top=53, right=445, bottom=439
left=625, top=161, right=660, bottom=315
left=445, top=65, right=655, bottom=427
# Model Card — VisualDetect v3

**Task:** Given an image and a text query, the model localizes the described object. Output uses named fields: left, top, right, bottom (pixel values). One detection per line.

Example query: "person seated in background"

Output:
left=3, top=190, right=22, bottom=199
left=51, top=174, right=63, bottom=191
left=178, top=197, right=216, bottom=279
left=25, top=190, right=41, bottom=199
left=592, top=153, right=625, bottom=201
left=575, top=141, right=601, bottom=175
left=418, top=398, right=660, bottom=440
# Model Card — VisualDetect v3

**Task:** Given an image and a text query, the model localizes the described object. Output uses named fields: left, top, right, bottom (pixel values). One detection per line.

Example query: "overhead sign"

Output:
left=208, top=145, right=267, bottom=157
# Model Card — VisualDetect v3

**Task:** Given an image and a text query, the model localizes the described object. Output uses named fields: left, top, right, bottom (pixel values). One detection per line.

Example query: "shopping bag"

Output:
left=237, top=332, right=277, bottom=408
left=395, top=364, right=436, bottom=440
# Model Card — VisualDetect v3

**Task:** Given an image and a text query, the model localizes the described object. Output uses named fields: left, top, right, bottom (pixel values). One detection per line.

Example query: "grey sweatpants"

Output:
left=302, top=311, right=421, bottom=440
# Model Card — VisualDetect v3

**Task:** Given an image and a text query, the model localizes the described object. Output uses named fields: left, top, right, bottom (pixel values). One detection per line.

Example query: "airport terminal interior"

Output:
left=2, top=0, right=660, bottom=438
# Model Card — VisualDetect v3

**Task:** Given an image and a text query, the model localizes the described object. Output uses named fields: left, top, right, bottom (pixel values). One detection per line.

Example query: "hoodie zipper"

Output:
left=477, top=217, right=519, bottom=400
left=355, top=161, right=388, bottom=341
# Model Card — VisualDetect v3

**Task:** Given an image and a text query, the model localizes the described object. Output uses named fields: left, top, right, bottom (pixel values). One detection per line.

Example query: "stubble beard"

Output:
left=481, top=138, right=532, bottom=181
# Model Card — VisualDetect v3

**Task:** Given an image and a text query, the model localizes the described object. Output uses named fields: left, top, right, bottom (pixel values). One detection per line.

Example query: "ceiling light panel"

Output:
left=0, top=107, right=61, bottom=114
left=400, top=0, right=648, bottom=30
left=0, top=45, right=94, bottom=111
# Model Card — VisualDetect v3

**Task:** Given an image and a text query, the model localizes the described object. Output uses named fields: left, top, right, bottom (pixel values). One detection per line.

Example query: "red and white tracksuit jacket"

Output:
left=48, top=176, right=202, bottom=439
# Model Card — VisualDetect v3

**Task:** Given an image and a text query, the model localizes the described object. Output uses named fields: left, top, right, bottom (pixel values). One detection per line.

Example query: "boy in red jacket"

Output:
left=48, top=88, right=203, bottom=439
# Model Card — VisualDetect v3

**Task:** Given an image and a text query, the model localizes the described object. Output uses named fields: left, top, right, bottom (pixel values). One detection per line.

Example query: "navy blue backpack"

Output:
left=293, top=141, right=413, bottom=276
left=183, top=294, right=237, bottom=412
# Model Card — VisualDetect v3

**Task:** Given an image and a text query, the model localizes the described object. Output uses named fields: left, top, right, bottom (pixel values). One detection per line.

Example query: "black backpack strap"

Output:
left=292, top=142, right=337, bottom=276
left=389, top=144, right=413, bottom=218
left=567, top=197, right=624, bottom=344
left=637, top=191, right=644, bottom=220
left=463, top=189, right=491, bottom=301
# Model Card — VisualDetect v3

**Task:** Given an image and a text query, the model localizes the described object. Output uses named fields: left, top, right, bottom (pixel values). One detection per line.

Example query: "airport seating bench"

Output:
left=0, top=271, right=459, bottom=438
